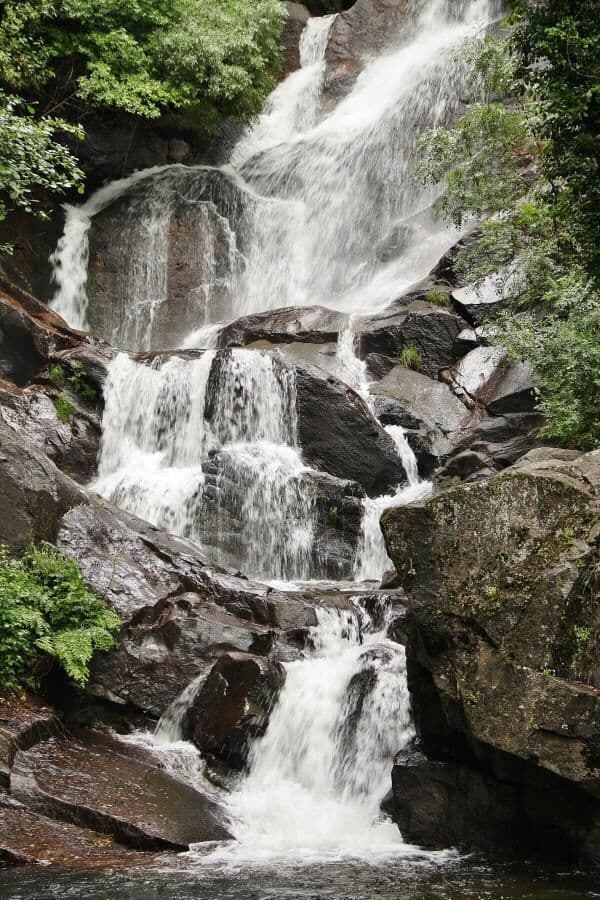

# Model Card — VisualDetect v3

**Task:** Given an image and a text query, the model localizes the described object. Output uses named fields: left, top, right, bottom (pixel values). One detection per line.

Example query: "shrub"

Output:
left=399, top=346, right=422, bottom=370
left=0, top=544, right=121, bottom=689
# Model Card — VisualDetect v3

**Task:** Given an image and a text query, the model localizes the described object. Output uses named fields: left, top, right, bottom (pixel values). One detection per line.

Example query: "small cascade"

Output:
left=335, top=326, right=372, bottom=403
left=354, top=427, right=433, bottom=582
left=94, top=348, right=319, bottom=580
left=50, top=166, right=169, bottom=332
left=196, top=605, right=417, bottom=863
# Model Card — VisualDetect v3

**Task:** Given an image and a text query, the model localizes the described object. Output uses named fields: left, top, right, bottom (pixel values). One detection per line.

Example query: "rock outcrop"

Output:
left=12, top=732, right=230, bottom=849
left=382, top=449, right=600, bottom=865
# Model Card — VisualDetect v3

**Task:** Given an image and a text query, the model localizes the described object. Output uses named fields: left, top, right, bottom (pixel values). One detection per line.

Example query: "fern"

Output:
left=0, top=545, right=121, bottom=690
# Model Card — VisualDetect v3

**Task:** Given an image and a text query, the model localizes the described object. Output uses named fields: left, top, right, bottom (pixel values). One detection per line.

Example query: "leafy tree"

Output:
left=418, top=4, right=600, bottom=450
left=0, top=91, right=83, bottom=250
left=0, top=0, right=285, bottom=126
left=0, top=544, right=121, bottom=689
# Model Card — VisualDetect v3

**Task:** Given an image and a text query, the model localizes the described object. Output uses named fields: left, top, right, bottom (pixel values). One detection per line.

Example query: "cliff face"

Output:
left=382, top=449, right=600, bottom=864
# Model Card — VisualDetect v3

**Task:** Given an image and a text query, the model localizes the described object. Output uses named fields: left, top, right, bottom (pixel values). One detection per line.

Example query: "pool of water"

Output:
left=1, top=859, right=599, bottom=900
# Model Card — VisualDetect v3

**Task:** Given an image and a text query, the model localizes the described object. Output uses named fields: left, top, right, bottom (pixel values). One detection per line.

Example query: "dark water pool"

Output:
left=1, top=859, right=599, bottom=900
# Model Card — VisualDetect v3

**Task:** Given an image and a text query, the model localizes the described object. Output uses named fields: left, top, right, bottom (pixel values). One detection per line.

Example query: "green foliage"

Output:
left=52, top=392, right=76, bottom=423
left=0, top=91, right=83, bottom=230
left=399, top=346, right=422, bottom=370
left=425, top=289, right=450, bottom=308
left=0, top=0, right=285, bottom=126
left=50, top=362, right=98, bottom=403
left=418, top=6, right=600, bottom=450
left=0, top=545, right=121, bottom=689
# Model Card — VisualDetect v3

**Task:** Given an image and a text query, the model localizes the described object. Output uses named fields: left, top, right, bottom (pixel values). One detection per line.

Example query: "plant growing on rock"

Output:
left=0, top=544, right=121, bottom=689
left=418, top=4, right=600, bottom=450
left=399, top=346, right=422, bottom=370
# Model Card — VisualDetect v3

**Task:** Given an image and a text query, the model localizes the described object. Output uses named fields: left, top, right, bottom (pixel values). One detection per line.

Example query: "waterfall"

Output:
left=196, top=605, right=420, bottom=864
left=51, top=0, right=501, bottom=864
left=354, top=427, right=433, bottom=582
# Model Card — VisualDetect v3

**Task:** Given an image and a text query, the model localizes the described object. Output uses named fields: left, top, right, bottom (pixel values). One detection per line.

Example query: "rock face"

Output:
left=87, top=167, right=249, bottom=349
left=216, top=305, right=349, bottom=349
left=282, top=3, right=312, bottom=75
left=381, top=449, right=600, bottom=865
left=12, top=733, right=230, bottom=849
left=326, top=0, right=410, bottom=63
left=186, top=653, right=286, bottom=769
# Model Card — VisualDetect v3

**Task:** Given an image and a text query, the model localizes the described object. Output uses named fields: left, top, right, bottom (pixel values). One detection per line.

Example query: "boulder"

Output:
left=11, top=734, right=230, bottom=849
left=381, top=450, right=600, bottom=865
left=186, top=652, right=286, bottom=769
left=370, top=365, right=470, bottom=466
left=294, top=361, right=406, bottom=494
left=325, top=0, right=410, bottom=63
left=485, top=359, right=538, bottom=415
left=356, top=302, right=468, bottom=379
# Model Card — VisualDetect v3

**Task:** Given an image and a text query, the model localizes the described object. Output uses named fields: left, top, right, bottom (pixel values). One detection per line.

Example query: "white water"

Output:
left=93, top=349, right=319, bottom=580
left=50, top=0, right=499, bottom=341
left=355, top=426, right=433, bottom=582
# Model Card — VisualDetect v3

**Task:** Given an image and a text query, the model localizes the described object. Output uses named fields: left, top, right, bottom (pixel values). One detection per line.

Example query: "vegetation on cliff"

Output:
left=0, top=0, right=284, bottom=236
left=0, top=544, right=121, bottom=689
left=420, top=1, right=600, bottom=450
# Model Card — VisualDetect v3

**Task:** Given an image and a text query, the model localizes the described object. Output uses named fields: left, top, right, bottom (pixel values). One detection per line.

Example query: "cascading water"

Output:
left=94, top=348, right=319, bottom=580
left=193, top=605, right=433, bottom=864
left=355, top=426, right=433, bottom=582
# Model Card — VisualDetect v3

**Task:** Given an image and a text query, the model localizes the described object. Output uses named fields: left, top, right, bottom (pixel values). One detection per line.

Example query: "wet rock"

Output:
left=391, top=744, right=600, bottom=863
left=0, top=793, right=155, bottom=868
left=451, top=280, right=507, bottom=324
left=11, top=734, right=230, bottom=849
left=326, top=0, right=411, bottom=63
left=294, top=362, right=406, bottom=495
left=356, top=303, right=468, bottom=379
left=382, top=450, right=600, bottom=865
left=428, top=227, right=483, bottom=288
left=216, top=305, right=349, bottom=349
left=186, top=652, right=286, bottom=769
left=90, top=595, right=276, bottom=718
left=370, top=366, right=470, bottom=461
left=0, top=290, right=79, bottom=386
left=0, top=417, right=342, bottom=717
left=0, top=694, right=60, bottom=789
left=282, top=3, right=312, bottom=75
left=485, top=359, right=537, bottom=415
left=87, top=167, right=249, bottom=349
left=0, top=380, right=101, bottom=484
left=441, top=345, right=507, bottom=407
